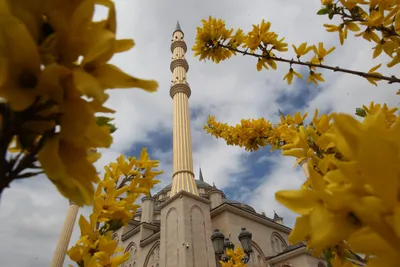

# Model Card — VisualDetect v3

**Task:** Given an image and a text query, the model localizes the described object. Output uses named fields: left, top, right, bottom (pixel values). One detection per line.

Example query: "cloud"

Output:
left=1, top=0, right=399, bottom=266
left=248, top=155, right=306, bottom=228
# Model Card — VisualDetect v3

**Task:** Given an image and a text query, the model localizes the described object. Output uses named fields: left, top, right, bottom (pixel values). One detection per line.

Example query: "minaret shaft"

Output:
left=170, top=26, right=198, bottom=196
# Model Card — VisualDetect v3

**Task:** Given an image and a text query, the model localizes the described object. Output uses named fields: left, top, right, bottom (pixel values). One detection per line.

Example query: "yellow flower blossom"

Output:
left=203, top=102, right=400, bottom=265
left=387, top=49, right=400, bottom=67
left=361, top=10, right=384, bottom=27
left=292, top=42, right=313, bottom=58
left=312, top=42, right=336, bottom=62
left=0, top=0, right=159, bottom=206
left=283, top=68, right=304, bottom=85
left=355, top=28, right=381, bottom=43
left=221, top=246, right=247, bottom=267
left=321, top=0, right=334, bottom=5
left=307, top=71, right=325, bottom=85
left=339, top=0, right=363, bottom=10
left=366, top=64, right=383, bottom=86
left=68, top=149, right=163, bottom=267
left=192, top=16, right=234, bottom=63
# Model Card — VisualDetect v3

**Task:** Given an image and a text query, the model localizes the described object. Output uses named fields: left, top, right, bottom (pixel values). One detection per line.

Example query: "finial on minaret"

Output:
left=176, top=21, right=182, bottom=32
left=173, top=20, right=184, bottom=37
left=199, top=167, right=204, bottom=182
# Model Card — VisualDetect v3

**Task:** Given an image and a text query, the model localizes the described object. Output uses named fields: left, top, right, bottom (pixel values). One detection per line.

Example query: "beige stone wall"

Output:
left=271, top=253, right=324, bottom=267
left=121, top=230, right=160, bottom=267
left=159, top=192, right=217, bottom=267
left=211, top=211, right=290, bottom=259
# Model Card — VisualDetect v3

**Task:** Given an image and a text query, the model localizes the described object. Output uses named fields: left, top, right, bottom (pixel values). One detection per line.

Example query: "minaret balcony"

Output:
left=170, top=40, right=187, bottom=53
left=170, top=82, right=191, bottom=98
left=170, top=58, right=189, bottom=72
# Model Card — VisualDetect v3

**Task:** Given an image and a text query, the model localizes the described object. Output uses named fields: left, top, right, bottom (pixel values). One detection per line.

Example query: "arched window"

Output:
left=111, top=233, right=121, bottom=258
left=129, top=247, right=134, bottom=260
left=248, top=241, right=266, bottom=267
left=144, top=242, right=160, bottom=267
left=270, top=232, right=288, bottom=255
left=125, top=242, right=137, bottom=265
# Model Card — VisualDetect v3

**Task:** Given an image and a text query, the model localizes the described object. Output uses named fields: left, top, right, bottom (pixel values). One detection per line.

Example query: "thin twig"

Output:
left=218, top=44, right=400, bottom=84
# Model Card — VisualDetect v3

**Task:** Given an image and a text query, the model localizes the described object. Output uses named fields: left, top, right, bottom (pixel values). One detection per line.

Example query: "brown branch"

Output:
left=219, top=44, right=400, bottom=84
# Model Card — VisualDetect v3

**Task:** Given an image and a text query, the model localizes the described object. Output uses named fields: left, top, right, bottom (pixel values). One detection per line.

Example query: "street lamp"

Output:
left=210, top=228, right=253, bottom=264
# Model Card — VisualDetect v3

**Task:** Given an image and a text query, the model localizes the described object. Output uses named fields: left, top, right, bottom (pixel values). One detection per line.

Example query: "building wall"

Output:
left=120, top=230, right=160, bottom=267
left=159, top=193, right=217, bottom=267
left=211, top=211, right=290, bottom=259
left=271, top=253, right=325, bottom=267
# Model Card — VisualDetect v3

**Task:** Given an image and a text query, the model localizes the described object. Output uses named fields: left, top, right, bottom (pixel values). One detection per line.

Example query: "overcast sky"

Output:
left=1, top=0, right=399, bottom=266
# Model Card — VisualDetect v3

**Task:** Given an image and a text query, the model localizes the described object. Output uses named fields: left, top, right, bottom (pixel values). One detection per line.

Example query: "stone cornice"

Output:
left=210, top=203, right=292, bottom=234
left=170, top=58, right=189, bottom=73
left=121, top=225, right=140, bottom=241
left=170, top=83, right=191, bottom=98
left=121, top=221, right=159, bottom=241
left=159, top=190, right=211, bottom=210
left=141, top=222, right=159, bottom=231
left=170, top=40, right=187, bottom=53
left=141, top=196, right=154, bottom=202
left=140, top=231, right=160, bottom=247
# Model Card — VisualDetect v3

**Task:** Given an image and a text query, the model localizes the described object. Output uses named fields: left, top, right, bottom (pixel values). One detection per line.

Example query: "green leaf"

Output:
left=317, top=8, right=329, bottom=15
left=355, top=108, right=367, bottom=117
left=328, top=11, right=334, bottom=19
left=96, top=116, right=118, bottom=134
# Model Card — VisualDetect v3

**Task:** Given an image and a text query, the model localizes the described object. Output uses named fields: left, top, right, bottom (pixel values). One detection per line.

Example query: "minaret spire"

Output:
left=169, top=22, right=198, bottom=196
left=175, top=20, right=182, bottom=32
left=199, top=167, right=204, bottom=182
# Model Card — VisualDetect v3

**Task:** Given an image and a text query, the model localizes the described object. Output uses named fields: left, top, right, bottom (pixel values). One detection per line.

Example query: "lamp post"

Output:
left=211, top=228, right=253, bottom=264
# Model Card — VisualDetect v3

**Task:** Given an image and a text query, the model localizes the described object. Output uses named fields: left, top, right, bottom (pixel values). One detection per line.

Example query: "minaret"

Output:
left=159, top=22, right=216, bottom=267
left=51, top=201, right=79, bottom=267
left=169, top=21, right=198, bottom=197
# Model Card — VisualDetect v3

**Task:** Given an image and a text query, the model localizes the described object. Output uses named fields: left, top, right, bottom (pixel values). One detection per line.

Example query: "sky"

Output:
left=1, top=0, right=399, bottom=266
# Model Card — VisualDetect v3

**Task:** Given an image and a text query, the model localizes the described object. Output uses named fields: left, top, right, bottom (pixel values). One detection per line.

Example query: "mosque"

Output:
left=109, top=22, right=328, bottom=267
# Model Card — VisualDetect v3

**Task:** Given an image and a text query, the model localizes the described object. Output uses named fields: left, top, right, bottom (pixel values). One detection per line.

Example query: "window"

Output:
left=126, top=242, right=137, bottom=265
left=270, top=232, right=288, bottom=255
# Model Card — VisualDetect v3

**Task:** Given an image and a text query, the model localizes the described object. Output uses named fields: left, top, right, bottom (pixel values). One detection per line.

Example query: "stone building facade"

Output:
left=112, top=22, right=326, bottom=267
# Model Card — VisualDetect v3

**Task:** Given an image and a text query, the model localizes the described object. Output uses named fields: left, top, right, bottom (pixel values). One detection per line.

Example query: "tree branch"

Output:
left=218, top=44, right=400, bottom=84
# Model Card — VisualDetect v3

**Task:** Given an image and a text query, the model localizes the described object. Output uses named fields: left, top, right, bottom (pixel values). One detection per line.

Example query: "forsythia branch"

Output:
left=219, top=44, right=400, bottom=84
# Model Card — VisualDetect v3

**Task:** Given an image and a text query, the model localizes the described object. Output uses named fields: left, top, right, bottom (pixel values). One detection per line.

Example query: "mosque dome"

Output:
left=150, top=172, right=257, bottom=214
left=157, top=179, right=213, bottom=194
left=225, top=199, right=257, bottom=213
